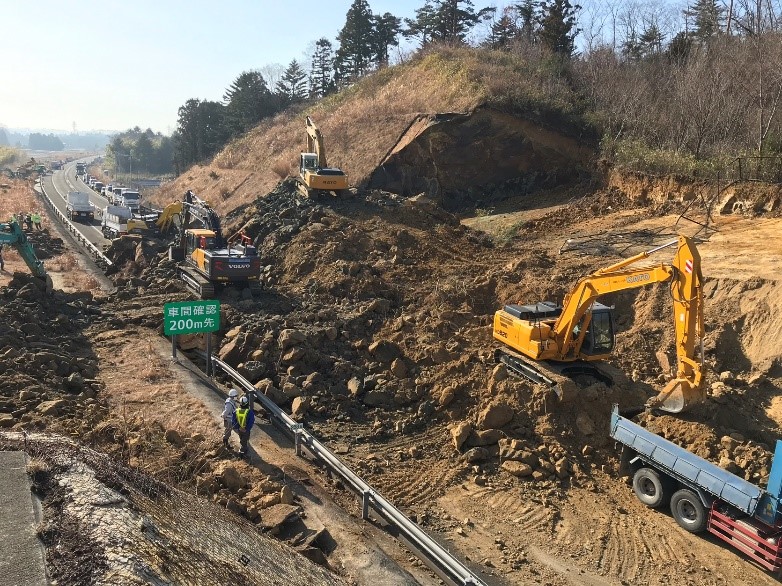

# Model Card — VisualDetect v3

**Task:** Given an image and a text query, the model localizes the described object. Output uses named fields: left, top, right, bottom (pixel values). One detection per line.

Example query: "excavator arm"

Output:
left=306, top=115, right=327, bottom=168
left=0, top=221, right=48, bottom=280
left=551, top=235, right=705, bottom=412
left=494, top=235, right=705, bottom=413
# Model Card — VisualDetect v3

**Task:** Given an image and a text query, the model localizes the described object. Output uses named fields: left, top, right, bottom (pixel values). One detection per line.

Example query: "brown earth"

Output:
left=2, top=153, right=782, bottom=586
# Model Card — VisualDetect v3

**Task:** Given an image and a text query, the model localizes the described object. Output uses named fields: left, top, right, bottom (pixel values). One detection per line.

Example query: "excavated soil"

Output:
left=3, top=170, right=782, bottom=585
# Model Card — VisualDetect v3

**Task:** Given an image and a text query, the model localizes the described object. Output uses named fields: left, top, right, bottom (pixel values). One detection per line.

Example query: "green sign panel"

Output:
left=164, top=300, right=220, bottom=335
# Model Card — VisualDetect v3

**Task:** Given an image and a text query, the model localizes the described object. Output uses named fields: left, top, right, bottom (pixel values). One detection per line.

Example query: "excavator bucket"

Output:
left=648, top=377, right=706, bottom=414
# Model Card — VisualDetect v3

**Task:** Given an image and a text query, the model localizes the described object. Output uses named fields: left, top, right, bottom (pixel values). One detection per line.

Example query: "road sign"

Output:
left=164, top=300, right=220, bottom=335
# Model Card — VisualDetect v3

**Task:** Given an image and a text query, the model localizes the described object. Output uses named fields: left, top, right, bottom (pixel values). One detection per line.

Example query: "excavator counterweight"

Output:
left=493, top=235, right=706, bottom=414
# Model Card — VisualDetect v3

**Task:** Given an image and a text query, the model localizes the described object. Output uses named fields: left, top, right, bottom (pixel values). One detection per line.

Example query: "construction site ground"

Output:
left=1, top=173, right=782, bottom=586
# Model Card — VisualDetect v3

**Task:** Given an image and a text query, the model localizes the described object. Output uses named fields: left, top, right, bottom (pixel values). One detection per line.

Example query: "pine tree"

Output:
left=684, top=0, right=724, bottom=44
left=432, top=0, right=495, bottom=45
left=310, top=38, right=335, bottom=98
left=334, top=0, right=376, bottom=86
left=223, top=71, right=275, bottom=137
left=515, top=0, right=538, bottom=43
left=172, top=99, right=228, bottom=173
left=275, top=60, right=308, bottom=106
left=372, top=12, right=403, bottom=66
left=403, top=1, right=439, bottom=47
left=484, top=8, right=519, bottom=49
left=536, top=0, right=581, bottom=57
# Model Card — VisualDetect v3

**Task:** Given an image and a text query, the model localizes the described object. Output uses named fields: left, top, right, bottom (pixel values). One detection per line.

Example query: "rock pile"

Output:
left=0, top=273, right=103, bottom=432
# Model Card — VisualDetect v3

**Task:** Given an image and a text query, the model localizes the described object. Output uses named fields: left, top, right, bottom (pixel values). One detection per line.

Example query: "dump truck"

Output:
left=101, top=205, right=132, bottom=239
left=611, top=406, right=782, bottom=573
left=66, top=191, right=95, bottom=222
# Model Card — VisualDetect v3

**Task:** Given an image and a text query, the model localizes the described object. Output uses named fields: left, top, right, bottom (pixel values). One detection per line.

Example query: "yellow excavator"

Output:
left=493, top=235, right=705, bottom=413
left=297, top=116, right=348, bottom=197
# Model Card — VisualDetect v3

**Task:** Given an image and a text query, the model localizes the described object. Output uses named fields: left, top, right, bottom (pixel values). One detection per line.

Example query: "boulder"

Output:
left=255, top=379, right=287, bottom=405
left=0, top=414, right=15, bottom=428
left=219, top=465, right=245, bottom=492
left=390, top=358, right=408, bottom=378
left=438, top=386, right=456, bottom=407
left=291, top=396, right=310, bottom=419
left=368, top=340, right=401, bottom=363
left=501, top=461, right=533, bottom=477
left=279, top=329, right=306, bottom=350
left=466, top=428, right=504, bottom=447
left=64, top=372, right=84, bottom=393
left=347, top=377, right=365, bottom=398
left=464, top=447, right=490, bottom=463
left=280, top=485, right=295, bottom=505
left=450, top=421, right=472, bottom=450
left=37, top=399, right=66, bottom=416
left=238, top=361, right=265, bottom=381
left=477, top=401, right=514, bottom=430
left=362, top=387, right=395, bottom=408
left=259, top=504, right=300, bottom=535
left=282, top=347, right=306, bottom=364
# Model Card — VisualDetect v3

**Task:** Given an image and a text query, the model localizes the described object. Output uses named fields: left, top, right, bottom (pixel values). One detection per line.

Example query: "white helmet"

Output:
left=228, top=389, right=239, bottom=398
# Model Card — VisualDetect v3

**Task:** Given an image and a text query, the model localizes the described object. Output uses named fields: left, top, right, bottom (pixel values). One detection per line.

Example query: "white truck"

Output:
left=101, top=205, right=132, bottom=239
left=117, top=189, right=141, bottom=213
left=65, top=191, right=95, bottom=222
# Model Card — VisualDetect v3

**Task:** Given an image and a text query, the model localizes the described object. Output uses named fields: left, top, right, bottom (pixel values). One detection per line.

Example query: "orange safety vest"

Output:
left=236, top=407, right=249, bottom=429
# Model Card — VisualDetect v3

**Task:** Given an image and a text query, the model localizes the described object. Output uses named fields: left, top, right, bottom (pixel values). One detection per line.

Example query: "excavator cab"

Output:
left=300, top=153, right=319, bottom=173
left=578, top=303, right=615, bottom=356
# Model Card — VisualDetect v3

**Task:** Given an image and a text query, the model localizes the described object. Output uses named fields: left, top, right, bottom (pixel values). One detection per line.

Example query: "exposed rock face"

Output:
left=368, top=107, right=595, bottom=210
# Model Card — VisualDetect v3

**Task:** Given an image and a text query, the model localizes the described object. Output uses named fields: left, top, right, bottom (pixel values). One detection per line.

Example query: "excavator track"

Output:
left=494, top=348, right=612, bottom=402
left=177, top=265, right=215, bottom=299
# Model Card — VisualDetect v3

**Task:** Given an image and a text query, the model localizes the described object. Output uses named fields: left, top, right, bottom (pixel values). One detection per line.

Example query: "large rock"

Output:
left=260, top=504, right=300, bottom=535
left=362, top=387, right=395, bottom=408
left=347, top=377, right=364, bottom=398
left=219, top=465, right=245, bottom=492
left=466, top=428, right=504, bottom=447
left=368, top=340, right=401, bottom=363
left=575, top=412, right=595, bottom=436
left=477, top=401, right=514, bottom=430
left=464, top=447, right=490, bottom=463
left=450, top=421, right=472, bottom=450
left=279, top=329, right=306, bottom=350
left=291, top=396, right=310, bottom=419
left=64, top=372, right=84, bottom=393
left=37, top=399, right=66, bottom=416
left=501, top=460, right=533, bottom=477
left=255, top=379, right=287, bottom=405
left=0, top=414, right=15, bottom=428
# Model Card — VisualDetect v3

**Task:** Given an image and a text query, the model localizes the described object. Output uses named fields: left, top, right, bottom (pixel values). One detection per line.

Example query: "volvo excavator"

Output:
left=168, top=191, right=262, bottom=299
left=0, top=220, right=52, bottom=291
left=493, top=235, right=705, bottom=414
left=297, top=116, right=348, bottom=197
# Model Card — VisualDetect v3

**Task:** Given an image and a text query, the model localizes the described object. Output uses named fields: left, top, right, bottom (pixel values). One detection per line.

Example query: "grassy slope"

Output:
left=151, top=47, right=588, bottom=216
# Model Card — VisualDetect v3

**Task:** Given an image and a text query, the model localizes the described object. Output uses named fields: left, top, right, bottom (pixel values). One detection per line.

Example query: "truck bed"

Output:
left=610, top=407, right=762, bottom=516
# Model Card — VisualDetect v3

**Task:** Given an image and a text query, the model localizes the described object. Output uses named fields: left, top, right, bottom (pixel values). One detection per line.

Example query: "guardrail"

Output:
left=38, top=177, right=113, bottom=269
left=207, top=353, right=487, bottom=586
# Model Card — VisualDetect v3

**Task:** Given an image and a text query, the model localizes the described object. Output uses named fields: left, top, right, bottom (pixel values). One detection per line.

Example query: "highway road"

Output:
left=42, top=160, right=111, bottom=249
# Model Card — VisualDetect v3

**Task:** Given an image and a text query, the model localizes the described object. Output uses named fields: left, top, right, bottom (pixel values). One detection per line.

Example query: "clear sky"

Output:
left=0, top=0, right=425, bottom=135
left=1, top=0, right=685, bottom=135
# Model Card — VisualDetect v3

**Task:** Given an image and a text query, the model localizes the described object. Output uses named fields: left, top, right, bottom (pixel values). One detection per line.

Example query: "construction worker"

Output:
left=23, top=213, right=32, bottom=232
left=222, top=388, right=239, bottom=449
left=31, top=211, right=41, bottom=230
left=233, top=395, right=255, bottom=458
left=0, top=244, right=4, bottom=271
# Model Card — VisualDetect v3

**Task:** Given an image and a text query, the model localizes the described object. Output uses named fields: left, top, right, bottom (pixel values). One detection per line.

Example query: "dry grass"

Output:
left=152, top=47, right=572, bottom=215
left=94, top=333, right=221, bottom=441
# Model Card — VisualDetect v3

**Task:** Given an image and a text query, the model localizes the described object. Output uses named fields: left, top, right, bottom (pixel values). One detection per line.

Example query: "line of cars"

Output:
left=68, top=169, right=151, bottom=239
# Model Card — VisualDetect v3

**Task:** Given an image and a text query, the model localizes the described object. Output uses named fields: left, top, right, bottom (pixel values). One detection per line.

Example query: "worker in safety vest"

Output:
left=222, top=388, right=239, bottom=449
left=31, top=212, right=42, bottom=230
left=232, top=395, right=255, bottom=458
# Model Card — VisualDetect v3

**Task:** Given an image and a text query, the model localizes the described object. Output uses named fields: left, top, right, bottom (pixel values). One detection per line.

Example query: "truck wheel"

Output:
left=670, top=489, right=707, bottom=533
left=633, top=467, right=669, bottom=508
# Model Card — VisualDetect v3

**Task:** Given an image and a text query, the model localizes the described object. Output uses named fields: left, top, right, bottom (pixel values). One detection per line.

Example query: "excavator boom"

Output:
left=493, top=235, right=705, bottom=413
left=298, top=116, right=348, bottom=196
left=0, top=221, right=51, bottom=290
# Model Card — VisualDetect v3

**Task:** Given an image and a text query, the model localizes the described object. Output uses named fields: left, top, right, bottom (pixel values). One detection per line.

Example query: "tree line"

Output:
left=107, top=128, right=174, bottom=176
left=169, top=0, right=782, bottom=178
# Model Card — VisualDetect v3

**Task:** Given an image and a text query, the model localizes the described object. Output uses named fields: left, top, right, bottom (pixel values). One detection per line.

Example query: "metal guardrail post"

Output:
left=362, top=490, right=371, bottom=520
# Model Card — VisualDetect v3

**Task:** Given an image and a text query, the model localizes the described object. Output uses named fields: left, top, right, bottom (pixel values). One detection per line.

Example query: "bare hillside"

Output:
left=151, top=48, right=595, bottom=214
